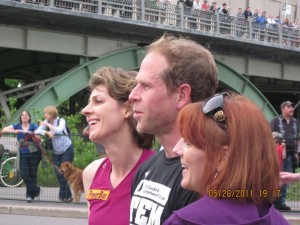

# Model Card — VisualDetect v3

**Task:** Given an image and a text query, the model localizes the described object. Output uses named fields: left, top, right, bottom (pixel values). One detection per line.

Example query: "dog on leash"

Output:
left=59, top=162, right=84, bottom=203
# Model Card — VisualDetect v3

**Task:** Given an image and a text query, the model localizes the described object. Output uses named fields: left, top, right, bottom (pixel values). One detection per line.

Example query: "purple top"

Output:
left=163, top=195, right=290, bottom=225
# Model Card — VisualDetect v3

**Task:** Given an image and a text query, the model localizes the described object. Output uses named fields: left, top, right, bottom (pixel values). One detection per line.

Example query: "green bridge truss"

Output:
left=10, top=46, right=277, bottom=124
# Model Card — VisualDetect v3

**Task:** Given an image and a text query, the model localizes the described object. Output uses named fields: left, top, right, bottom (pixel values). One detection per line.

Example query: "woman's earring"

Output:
left=214, top=172, right=218, bottom=180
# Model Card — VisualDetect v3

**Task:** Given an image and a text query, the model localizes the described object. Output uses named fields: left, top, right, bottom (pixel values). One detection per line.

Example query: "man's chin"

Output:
left=137, top=123, right=152, bottom=134
left=136, top=123, right=145, bottom=133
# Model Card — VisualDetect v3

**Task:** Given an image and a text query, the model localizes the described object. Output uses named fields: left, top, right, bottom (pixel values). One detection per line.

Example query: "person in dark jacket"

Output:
left=270, top=101, right=300, bottom=211
left=243, top=6, right=252, bottom=19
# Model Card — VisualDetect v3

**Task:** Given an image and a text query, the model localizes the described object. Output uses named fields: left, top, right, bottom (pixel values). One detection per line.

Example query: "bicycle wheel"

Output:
left=0, top=157, right=23, bottom=187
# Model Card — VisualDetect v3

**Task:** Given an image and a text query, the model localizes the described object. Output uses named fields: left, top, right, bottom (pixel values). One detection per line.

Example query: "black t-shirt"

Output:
left=130, top=150, right=199, bottom=225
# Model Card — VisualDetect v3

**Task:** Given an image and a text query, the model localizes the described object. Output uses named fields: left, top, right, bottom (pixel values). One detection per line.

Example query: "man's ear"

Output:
left=216, top=146, right=230, bottom=172
left=176, top=84, right=192, bottom=109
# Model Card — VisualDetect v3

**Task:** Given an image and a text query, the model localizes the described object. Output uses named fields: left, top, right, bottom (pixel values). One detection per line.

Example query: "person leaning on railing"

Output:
left=243, top=6, right=252, bottom=19
left=2, top=110, right=42, bottom=203
left=35, top=105, right=74, bottom=202
left=208, top=1, right=217, bottom=13
left=255, top=11, right=268, bottom=41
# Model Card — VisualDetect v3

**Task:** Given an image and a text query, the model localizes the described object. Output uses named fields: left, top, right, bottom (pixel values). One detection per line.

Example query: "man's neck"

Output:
left=282, top=114, right=291, bottom=123
left=157, top=131, right=181, bottom=159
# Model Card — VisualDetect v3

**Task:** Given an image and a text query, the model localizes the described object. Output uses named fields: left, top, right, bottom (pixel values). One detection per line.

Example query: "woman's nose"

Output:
left=173, top=138, right=185, bottom=156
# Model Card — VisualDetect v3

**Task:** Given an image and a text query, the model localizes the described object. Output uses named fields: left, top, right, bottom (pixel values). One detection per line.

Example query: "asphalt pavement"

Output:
left=0, top=199, right=88, bottom=219
left=1, top=213, right=88, bottom=225
left=0, top=199, right=300, bottom=225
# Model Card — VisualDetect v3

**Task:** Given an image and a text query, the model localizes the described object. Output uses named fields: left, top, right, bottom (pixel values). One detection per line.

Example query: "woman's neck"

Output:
left=22, top=121, right=29, bottom=126
left=108, top=144, right=143, bottom=189
left=22, top=122, right=30, bottom=131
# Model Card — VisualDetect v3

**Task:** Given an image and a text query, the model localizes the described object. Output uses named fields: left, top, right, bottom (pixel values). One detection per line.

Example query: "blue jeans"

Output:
left=53, top=144, right=74, bottom=200
left=280, top=155, right=293, bottom=204
left=20, top=151, right=41, bottom=198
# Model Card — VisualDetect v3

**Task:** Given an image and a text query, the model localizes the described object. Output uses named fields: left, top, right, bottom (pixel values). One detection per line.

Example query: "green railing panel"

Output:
left=10, top=47, right=143, bottom=123
left=217, top=60, right=278, bottom=120
left=9, top=47, right=277, bottom=125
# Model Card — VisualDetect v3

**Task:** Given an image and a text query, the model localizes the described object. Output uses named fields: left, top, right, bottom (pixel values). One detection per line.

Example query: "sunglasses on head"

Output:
left=202, top=92, right=229, bottom=127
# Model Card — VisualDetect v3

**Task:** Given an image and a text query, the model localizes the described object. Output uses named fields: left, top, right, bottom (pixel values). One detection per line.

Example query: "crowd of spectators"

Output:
left=183, top=0, right=299, bottom=28
left=181, top=0, right=300, bottom=46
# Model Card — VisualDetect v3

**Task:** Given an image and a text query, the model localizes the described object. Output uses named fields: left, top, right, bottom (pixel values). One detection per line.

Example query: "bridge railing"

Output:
left=7, top=0, right=300, bottom=49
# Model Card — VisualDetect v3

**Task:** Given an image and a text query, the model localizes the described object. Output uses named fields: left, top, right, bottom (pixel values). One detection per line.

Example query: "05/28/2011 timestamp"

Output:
left=208, top=189, right=281, bottom=198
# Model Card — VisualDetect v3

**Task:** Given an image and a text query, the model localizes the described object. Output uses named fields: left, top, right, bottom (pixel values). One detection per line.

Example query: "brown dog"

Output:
left=59, top=162, right=84, bottom=203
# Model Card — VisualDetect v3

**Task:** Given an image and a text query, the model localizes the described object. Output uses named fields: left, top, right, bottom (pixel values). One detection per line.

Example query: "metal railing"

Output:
left=0, top=132, right=300, bottom=211
left=7, top=0, right=300, bottom=50
left=0, top=133, right=98, bottom=203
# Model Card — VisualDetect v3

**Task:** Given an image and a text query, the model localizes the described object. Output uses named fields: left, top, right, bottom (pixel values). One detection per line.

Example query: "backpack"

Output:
left=59, top=118, right=71, bottom=137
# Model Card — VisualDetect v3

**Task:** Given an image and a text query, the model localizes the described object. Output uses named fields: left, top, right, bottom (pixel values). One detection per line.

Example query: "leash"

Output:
left=0, top=131, right=62, bottom=173
left=26, top=133, right=62, bottom=173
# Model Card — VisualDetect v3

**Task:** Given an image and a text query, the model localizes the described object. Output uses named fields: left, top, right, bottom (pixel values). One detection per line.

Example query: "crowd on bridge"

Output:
left=181, top=0, right=300, bottom=46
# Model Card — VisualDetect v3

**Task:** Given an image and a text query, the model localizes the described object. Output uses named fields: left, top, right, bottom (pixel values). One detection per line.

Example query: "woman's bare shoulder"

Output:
left=83, top=158, right=106, bottom=177
left=83, top=157, right=106, bottom=192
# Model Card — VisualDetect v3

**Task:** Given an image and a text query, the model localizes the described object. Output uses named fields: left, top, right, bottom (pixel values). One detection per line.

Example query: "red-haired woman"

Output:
left=164, top=93, right=289, bottom=225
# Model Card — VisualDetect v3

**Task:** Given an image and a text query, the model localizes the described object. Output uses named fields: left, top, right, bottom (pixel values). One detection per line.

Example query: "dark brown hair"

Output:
left=19, top=110, right=32, bottom=124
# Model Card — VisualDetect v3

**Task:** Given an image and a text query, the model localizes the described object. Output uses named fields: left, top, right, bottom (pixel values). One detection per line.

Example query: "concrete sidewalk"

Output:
left=284, top=212, right=300, bottom=225
left=0, top=186, right=88, bottom=218
left=0, top=199, right=88, bottom=219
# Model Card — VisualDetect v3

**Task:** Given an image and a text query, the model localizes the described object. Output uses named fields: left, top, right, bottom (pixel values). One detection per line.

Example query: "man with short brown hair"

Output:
left=129, top=34, right=218, bottom=225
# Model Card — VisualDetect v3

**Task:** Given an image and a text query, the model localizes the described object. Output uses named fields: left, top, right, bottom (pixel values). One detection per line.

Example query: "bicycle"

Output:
left=0, top=144, right=23, bottom=187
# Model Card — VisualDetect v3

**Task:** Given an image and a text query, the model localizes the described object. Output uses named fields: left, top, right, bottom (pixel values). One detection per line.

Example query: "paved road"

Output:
left=0, top=214, right=88, bottom=225
left=0, top=199, right=88, bottom=219
left=0, top=191, right=300, bottom=225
